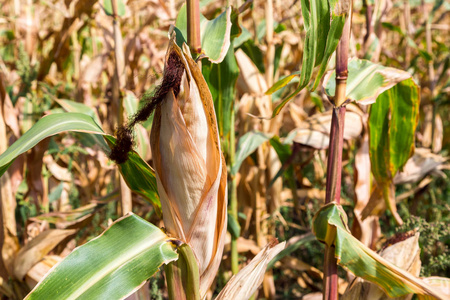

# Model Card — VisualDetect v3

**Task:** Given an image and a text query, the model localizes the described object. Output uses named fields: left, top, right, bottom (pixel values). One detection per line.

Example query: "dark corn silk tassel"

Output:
left=109, top=52, right=185, bottom=164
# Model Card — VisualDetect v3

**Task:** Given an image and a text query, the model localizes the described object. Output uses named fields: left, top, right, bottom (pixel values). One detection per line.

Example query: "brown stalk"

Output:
left=265, top=0, right=275, bottom=87
left=187, top=0, right=202, bottom=54
left=263, top=1, right=277, bottom=297
left=403, top=0, right=411, bottom=68
left=363, top=0, right=373, bottom=45
left=111, top=0, right=132, bottom=215
left=322, top=3, right=352, bottom=300
left=425, top=5, right=437, bottom=152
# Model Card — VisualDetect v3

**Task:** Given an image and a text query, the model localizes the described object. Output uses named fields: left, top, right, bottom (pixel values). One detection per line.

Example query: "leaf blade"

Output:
left=26, top=214, right=178, bottom=300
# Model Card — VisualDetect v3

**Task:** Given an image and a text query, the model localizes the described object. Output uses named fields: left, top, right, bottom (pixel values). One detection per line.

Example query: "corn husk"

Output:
left=216, top=240, right=285, bottom=300
left=150, top=35, right=227, bottom=298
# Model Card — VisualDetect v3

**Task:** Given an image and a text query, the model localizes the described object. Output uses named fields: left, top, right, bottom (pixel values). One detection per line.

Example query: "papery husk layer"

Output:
left=150, top=36, right=227, bottom=297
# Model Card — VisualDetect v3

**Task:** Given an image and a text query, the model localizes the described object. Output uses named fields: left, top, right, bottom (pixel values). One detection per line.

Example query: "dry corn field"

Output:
left=0, top=0, right=449, bottom=299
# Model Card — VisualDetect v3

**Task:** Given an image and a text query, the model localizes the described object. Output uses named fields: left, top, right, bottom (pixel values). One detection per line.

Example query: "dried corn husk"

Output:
left=216, top=240, right=285, bottom=300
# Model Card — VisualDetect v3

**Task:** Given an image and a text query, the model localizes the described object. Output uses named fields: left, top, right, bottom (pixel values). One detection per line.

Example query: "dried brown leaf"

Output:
left=13, top=229, right=76, bottom=280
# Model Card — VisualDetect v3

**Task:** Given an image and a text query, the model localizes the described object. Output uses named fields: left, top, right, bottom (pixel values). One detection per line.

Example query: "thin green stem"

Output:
left=229, top=107, right=239, bottom=275
left=165, top=244, right=200, bottom=300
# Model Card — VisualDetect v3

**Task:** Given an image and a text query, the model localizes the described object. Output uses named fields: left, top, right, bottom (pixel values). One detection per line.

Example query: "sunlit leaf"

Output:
left=0, top=112, right=161, bottom=213
left=26, top=213, right=178, bottom=300
left=268, top=0, right=348, bottom=116
left=368, top=77, right=419, bottom=223
left=0, top=113, right=105, bottom=177
left=323, top=58, right=413, bottom=104
left=175, top=5, right=240, bottom=63
left=105, top=135, right=161, bottom=215
left=14, top=229, right=77, bottom=280
left=231, top=131, right=273, bottom=175
left=418, top=277, right=450, bottom=300
left=342, top=231, right=422, bottom=300
left=313, top=203, right=446, bottom=299
left=202, top=43, right=239, bottom=137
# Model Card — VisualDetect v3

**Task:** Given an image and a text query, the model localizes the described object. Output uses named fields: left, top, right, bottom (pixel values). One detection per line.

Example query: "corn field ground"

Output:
left=0, top=0, right=449, bottom=299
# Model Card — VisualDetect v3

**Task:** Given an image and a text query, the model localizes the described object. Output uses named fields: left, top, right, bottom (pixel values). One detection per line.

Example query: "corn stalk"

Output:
left=111, top=0, right=132, bottom=215
left=322, top=3, right=352, bottom=300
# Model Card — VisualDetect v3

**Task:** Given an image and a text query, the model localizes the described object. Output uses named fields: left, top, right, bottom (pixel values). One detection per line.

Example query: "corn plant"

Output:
left=0, top=0, right=449, bottom=299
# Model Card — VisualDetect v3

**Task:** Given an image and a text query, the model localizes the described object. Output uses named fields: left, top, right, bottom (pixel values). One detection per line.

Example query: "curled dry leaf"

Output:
left=235, top=49, right=268, bottom=96
left=394, top=148, right=448, bottom=184
left=224, top=236, right=260, bottom=256
left=13, top=229, right=76, bottom=280
left=0, top=80, right=20, bottom=277
left=421, top=105, right=443, bottom=153
left=150, top=36, right=227, bottom=297
left=43, top=155, right=72, bottom=182
left=418, top=277, right=450, bottom=300
left=25, top=255, right=62, bottom=289
left=288, top=110, right=363, bottom=149
left=216, top=240, right=285, bottom=300
left=351, top=125, right=381, bottom=249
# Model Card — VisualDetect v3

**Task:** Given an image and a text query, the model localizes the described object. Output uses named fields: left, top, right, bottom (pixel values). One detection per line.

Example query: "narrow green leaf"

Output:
left=26, top=213, right=178, bottom=300
left=202, top=43, right=239, bottom=137
left=265, top=71, right=301, bottom=95
left=54, top=100, right=108, bottom=150
left=312, top=15, right=346, bottom=90
left=387, top=79, right=420, bottom=174
left=0, top=112, right=161, bottom=213
left=0, top=113, right=105, bottom=177
left=313, top=203, right=447, bottom=299
left=269, top=0, right=348, bottom=116
left=231, top=131, right=273, bottom=175
left=368, top=92, right=391, bottom=183
left=55, top=99, right=102, bottom=126
left=268, top=136, right=294, bottom=186
left=227, top=212, right=241, bottom=239
left=105, top=136, right=161, bottom=215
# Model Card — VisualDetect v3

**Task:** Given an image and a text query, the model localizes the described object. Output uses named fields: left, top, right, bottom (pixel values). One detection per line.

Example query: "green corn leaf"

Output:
left=202, top=43, right=239, bottom=137
left=0, top=112, right=161, bottom=213
left=175, top=5, right=240, bottom=63
left=323, top=58, right=415, bottom=104
left=0, top=113, right=105, bottom=177
left=26, top=213, right=178, bottom=300
left=231, top=131, right=273, bottom=175
left=227, top=212, right=241, bottom=239
left=105, top=135, right=161, bottom=215
left=312, top=203, right=447, bottom=299
left=268, top=0, right=348, bottom=117
left=55, top=99, right=102, bottom=126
